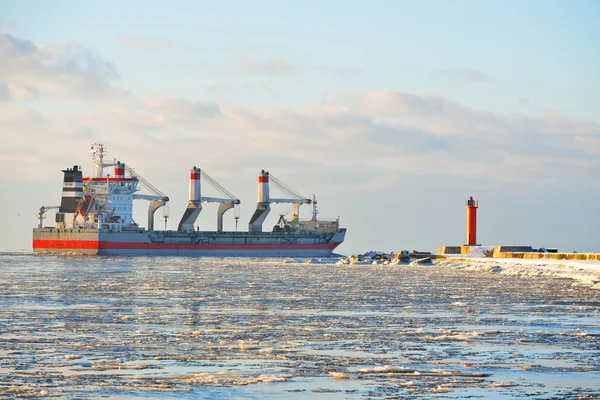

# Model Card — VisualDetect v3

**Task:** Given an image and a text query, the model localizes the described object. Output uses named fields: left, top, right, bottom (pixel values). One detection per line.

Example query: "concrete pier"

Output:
left=437, top=245, right=496, bottom=255
left=438, top=244, right=600, bottom=261
left=492, top=246, right=600, bottom=261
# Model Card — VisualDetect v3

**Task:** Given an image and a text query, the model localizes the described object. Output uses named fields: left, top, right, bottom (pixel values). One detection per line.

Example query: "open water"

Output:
left=0, top=254, right=599, bottom=399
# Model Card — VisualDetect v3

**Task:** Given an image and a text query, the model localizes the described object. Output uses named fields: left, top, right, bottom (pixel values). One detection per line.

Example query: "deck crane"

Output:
left=124, top=165, right=169, bottom=230
left=269, top=174, right=312, bottom=221
left=249, top=170, right=311, bottom=232
left=37, top=206, right=60, bottom=228
left=178, top=167, right=240, bottom=232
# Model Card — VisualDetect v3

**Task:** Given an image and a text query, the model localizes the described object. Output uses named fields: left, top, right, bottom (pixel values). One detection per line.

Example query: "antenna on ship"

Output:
left=90, top=143, right=105, bottom=178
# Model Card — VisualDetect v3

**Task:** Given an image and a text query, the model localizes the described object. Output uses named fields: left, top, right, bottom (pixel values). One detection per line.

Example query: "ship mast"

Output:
left=311, top=194, right=318, bottom=221
left=90, top=143, right=106, bottom=178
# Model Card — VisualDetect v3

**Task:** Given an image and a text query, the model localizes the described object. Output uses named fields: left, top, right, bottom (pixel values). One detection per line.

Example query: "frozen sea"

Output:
left=1, top=254, right=599, bottom=399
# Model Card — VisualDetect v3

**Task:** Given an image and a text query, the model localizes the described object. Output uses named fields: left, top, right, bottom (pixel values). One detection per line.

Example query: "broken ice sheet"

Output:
left=0, top=254, right=598, bottom=398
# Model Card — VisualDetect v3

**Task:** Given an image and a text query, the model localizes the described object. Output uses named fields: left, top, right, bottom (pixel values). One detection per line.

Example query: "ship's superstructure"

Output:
left=33, top=144, right=346, bottom=256
left=49, top=145, right=169, bottom=232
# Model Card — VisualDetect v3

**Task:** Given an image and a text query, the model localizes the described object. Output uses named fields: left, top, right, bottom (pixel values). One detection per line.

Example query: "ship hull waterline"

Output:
left=32, top=228, right=346, bottom=257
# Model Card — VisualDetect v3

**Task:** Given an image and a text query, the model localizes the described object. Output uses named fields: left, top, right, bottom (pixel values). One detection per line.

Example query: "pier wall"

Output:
left=437, top=246, right=474, bottom=255
left=492, top=247, right=600, bottom=261
left=438, top=245, right=599, bottom=261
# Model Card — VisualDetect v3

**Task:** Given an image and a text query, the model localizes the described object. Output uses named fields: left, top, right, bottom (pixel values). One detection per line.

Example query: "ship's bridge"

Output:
left=83, top=176, right=140, bottom=227
left=83, top=176, right=140, bottom=189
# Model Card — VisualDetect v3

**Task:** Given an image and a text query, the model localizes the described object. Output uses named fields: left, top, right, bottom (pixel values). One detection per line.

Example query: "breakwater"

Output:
left=438, top=245, right=600, bottom=261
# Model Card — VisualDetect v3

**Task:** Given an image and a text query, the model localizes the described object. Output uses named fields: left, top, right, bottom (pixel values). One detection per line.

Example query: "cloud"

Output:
left=0, top=18, right=17, bottom=31
left=237, top=58, right=360, bottom=79
left=140, top=95, right=222, bottom=119
left=195, top=54, right=354, bottom=81
left=207, top=83, right=278, bottom=100
left=333, top=66, right=360, bottom=78
left=435, top=68, right=490, bottom=82
left=326, top=90, right=451, bottom=117
left=116, top=36, right=172, bottom=49
left=0, top=83, right=38, bottom=101
left=238, top=58, right=295, bottom=76
left=0, top=30, right=120, bottom=100
left=0, top=88, right=598, bottom=190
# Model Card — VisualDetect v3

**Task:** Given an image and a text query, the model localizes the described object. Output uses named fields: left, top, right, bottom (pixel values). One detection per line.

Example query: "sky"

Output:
left=0, top=0, right=599, bottom=253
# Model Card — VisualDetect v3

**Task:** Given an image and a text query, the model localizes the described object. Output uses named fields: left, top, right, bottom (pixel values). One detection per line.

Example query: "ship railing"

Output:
left=298, top=218, right=339, bottom=223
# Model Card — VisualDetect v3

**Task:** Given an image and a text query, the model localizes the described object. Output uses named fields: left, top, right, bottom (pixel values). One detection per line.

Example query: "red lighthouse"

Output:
left=465, top=196, right=478, bottom=245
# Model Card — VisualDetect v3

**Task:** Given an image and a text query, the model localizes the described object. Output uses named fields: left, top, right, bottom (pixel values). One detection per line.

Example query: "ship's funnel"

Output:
left=114, top=161, right=125, bottom=179
left=59, top=165, right=83, bottom=213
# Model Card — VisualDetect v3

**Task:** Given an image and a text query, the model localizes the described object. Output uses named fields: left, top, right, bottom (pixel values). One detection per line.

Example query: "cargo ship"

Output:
left=33, top=144, right=346, bottom=256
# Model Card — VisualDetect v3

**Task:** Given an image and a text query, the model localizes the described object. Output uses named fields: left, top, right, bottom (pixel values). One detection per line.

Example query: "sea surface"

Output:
left=1, top=254, right=599, bottom=399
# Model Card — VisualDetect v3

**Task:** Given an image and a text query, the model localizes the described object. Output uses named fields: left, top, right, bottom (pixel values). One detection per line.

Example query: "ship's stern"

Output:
left=33, top=228, right=100, bottom=255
